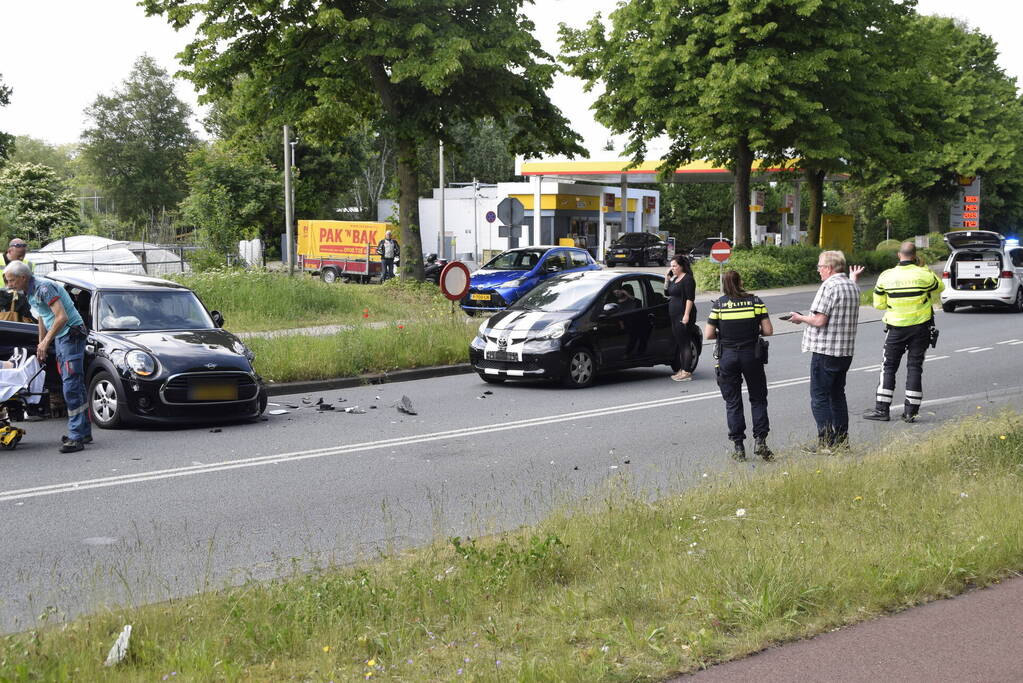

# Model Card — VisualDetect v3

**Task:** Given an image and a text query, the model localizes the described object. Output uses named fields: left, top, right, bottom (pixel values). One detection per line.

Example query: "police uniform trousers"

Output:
left=716, top=344, right=769, bottom=442
left=875, top=322, right=930, bottom=415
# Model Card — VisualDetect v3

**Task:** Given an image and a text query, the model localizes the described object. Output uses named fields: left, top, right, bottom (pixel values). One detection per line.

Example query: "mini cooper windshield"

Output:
left=97, top=291, right=215, bottom=331
left=512, top=275, right=606, bottom=312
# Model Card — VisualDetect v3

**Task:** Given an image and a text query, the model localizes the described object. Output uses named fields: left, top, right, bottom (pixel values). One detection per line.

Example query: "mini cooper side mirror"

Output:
left=210, top=310, right=225, bottom=328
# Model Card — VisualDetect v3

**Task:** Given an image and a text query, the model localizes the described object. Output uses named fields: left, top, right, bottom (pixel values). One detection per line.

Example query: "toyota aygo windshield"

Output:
left=482, top=249, right=547, bottom=270
left=511, top=274, right=605, bottom=312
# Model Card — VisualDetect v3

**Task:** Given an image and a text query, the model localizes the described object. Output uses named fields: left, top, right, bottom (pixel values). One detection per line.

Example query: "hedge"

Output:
left=692, top=245, right=898, bottom=292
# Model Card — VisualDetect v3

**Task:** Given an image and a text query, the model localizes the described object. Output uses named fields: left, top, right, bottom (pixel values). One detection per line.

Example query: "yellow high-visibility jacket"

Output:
left=873, top=263, right=944, bottom=327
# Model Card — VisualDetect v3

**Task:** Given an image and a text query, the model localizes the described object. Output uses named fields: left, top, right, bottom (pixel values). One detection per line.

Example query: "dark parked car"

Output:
left=689, top=237, right=732, bottom=260
left=2, top=270, right=266, bottom=428
left=604, top=232, right=669, bottom=267
left=461, top=246, right=599, bottom=315
left=469, top=270, right=700, bottom=387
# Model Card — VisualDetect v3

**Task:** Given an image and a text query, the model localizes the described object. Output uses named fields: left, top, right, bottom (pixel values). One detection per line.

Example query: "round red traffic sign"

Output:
left=439, top=261, right=471, bottom=301
left=710, top=241, right=732, bottom=264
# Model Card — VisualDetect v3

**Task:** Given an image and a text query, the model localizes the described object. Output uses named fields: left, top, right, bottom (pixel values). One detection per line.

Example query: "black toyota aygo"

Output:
left=2, top=270, right=267, bottom=428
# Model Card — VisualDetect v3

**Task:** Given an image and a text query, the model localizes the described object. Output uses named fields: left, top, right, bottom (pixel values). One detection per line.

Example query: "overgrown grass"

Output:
left=248, top=317, right=476, bottom=382
left=169, top=269, right=453, bottom=332
left=693, top=246, right=898, bottom=291
left=4, top=413, right=1022, bottom=681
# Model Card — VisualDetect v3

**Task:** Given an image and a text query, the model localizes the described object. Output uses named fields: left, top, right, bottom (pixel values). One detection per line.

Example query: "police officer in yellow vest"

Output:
left=863, top=242, right=943, bottom=423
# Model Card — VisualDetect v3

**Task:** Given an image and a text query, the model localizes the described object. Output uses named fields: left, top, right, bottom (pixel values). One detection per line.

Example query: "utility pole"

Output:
left=283, top=125, right=295, bottom=275
left=438, top=139, right=445, bottom=260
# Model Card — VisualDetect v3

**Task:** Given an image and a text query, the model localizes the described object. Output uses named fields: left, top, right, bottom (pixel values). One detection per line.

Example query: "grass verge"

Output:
left=248, top=317, right=476, bottom=383
left=170, top=270, right=454, bottom=333
left=4, top=415, right=1021, bottom=681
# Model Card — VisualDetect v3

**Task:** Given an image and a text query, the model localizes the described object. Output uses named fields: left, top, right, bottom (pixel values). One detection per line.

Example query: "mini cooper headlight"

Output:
left=536, top=321, right=568, bottom=340
left=126, top=350, right=157, bottom=377
left=233, top=340, right=256, bottom=362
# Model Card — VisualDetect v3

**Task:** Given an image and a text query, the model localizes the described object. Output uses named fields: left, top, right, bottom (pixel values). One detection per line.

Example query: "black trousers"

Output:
left=875, top=322, right=930, bottom=415
left=716, top=345, right=769, bottom=442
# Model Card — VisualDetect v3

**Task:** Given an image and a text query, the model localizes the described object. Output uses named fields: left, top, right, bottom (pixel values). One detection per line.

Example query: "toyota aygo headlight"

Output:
left=536, top=321, right=568, bottom=340
left=477, top=319, right=489, bottom=338
left=126, top=350, right=157, bottom=377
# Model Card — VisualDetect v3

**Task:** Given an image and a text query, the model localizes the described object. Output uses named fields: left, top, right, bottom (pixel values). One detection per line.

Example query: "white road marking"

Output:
left=855, top=365, right=881, bottom=372
left=0, top=377, right=811, bottom=504
left=1011, top=341, right=1023, bottom=346
left=954, top=347, right=980, bottom=353
left=924, top=355, right=950, bottom=362
left=968, top=347, right=993, bottom=353
left=996, top=340, right=1019, bottom=345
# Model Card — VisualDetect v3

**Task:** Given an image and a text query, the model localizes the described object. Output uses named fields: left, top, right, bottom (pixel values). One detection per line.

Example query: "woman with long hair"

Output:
left=704, top=270, right=774, bottom=461
left=664, top=253, right=697, bottom=381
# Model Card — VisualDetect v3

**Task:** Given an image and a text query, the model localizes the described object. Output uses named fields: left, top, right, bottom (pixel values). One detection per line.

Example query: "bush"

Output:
left=692, top=245, right=899, bottom=292
left=875, top=239, right=900, bottom=252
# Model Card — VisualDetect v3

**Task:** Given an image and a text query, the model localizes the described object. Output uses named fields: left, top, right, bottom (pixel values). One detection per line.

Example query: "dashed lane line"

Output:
left=996, top=339, right=1020, bottom=345
left=968, top=347, right=993, bottom=353
left=954, top=347, right=980, bottom=353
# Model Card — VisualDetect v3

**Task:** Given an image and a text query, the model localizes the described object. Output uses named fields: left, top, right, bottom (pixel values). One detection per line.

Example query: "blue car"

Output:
left=461, top=246, right=600, bottom=314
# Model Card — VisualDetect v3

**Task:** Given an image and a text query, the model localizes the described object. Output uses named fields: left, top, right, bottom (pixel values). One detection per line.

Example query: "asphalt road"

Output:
left=1, top=297, right=1020, bottom=634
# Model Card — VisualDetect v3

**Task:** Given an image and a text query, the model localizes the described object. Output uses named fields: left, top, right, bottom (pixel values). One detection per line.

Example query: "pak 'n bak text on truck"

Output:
left=297, top=220, right=393, bottom=283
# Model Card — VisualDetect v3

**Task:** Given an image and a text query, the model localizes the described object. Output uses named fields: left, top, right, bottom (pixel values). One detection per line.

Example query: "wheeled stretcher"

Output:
left=1, top=348, right=47, bottom=450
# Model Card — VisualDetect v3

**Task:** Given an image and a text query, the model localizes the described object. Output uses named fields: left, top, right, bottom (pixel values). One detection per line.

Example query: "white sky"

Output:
left=0, top=0, right=1019, bottom=155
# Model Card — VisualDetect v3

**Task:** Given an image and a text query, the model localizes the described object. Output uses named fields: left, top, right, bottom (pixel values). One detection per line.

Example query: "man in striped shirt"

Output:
left=787, top=250, right=863, bottom=451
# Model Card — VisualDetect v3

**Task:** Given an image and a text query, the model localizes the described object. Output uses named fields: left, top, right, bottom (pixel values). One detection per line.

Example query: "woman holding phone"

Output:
left=664, top=254, right=697, bottom=381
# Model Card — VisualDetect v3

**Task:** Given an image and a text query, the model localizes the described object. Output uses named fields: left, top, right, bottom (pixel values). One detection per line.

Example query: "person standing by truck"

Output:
left=376, top=230, right=400, bottom=282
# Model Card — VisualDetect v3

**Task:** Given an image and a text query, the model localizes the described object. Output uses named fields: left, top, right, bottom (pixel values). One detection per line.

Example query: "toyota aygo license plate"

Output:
left=470, top=293, right=492, bottom=301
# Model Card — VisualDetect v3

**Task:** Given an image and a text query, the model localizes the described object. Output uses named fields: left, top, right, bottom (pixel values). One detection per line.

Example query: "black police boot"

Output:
left=754, top=437, right=773, bottom=461
left=862, top=405, right=890, bottom=422
left=731, top=440, right=747, bottom=461
left=901, top=408, right=918, bottom=423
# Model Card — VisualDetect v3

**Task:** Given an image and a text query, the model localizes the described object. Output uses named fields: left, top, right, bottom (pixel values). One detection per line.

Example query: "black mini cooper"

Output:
left=2, top=270, right=266, bottom=428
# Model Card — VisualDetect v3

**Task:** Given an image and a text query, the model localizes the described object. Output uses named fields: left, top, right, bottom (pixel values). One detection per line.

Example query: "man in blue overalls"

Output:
left=3, top=261, right=93, bottom=453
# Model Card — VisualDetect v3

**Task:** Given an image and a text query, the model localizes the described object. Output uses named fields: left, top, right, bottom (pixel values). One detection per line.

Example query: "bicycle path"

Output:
left=676, top=576, right=1023, bottom=682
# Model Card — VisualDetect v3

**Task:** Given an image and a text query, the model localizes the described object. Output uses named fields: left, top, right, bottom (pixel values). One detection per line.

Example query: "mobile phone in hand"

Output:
left=779, top=312, right=800, bottom=321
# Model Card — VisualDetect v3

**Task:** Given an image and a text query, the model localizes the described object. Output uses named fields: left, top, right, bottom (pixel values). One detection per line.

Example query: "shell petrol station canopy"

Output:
left=518, top=158, right=846, bottom=184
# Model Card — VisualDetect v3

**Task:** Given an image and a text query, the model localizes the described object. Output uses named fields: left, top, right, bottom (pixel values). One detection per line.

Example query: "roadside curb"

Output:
left=265, top=363, right=474, bottom=396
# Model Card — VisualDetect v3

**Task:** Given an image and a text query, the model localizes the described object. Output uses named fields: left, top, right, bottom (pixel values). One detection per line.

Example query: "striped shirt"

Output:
left=708, top=294, right=768, bottom=347
left=801, top=273, right=860, bottom=357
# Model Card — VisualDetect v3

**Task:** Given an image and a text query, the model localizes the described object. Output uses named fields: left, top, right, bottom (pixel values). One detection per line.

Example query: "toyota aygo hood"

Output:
left=480, top=308, right=575, bottom=338
left=470, top=269, right=532, bottom=289
left=944, top=230, right=1004, bottom=250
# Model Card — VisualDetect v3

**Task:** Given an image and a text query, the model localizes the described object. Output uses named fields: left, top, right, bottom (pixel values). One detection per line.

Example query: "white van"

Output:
left=940, top=231, right=1023, bottom=312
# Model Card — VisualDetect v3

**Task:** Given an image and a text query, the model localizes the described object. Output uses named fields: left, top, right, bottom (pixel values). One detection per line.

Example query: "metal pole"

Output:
left=533, top=175, right=542, bottom=246
left=473, top=178, right=480, bottom=263
left=283, top=125, right=295, bottom=276
left=619, top=173, right=628, bottom=236
left=439, top=140, right=445, bottom=260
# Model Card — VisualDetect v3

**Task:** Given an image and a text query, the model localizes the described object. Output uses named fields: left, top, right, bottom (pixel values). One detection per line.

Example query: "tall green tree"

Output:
left=561, top=0, right=919, bottom=247
left=881, top=16, right=1023, bottom=232
left=180, top=142, right=282, bottom=253
left=0, top=162, right=80, bottom=242
left=144, top=0, right=584, bottom=279
left=80, top=55, right=198, bottom=238
left=0, top=74, right=13, bottom=161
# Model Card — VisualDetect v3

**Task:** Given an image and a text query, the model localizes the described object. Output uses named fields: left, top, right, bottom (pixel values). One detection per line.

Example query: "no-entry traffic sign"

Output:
left=710, top=241, right=732, bottom=264
left=439, top=261, right=471, bottom=301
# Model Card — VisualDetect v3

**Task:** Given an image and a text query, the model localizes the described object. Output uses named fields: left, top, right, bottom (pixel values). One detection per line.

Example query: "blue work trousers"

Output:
left=54, top=331, right=90, bottom=441
left=810, top=352, right=852, bottom=445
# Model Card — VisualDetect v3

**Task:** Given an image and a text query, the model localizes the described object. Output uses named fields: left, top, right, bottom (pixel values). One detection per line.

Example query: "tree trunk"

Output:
left=926, top=195, right=942, bottom=233
left=804, top=168, right=826, bottom=246
left=365, top=56, right=424, bottom=280
left=732, top=136, right=752, bottom=248
left=395, top=137, right=425, bottom=280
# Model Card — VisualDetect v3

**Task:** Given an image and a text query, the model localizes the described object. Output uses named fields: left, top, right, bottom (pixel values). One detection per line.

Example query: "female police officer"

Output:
left=704, top=270, right=774, bottom=461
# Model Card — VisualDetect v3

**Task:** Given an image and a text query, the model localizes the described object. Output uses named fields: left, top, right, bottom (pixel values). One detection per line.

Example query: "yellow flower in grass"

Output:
left=367, top=659, right=376, bottom=667
left=999, top=435, right=1007, bottom=440
left=323, top=646, right=330, bottom=653
left=853, top=496, right=863, bottom=502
